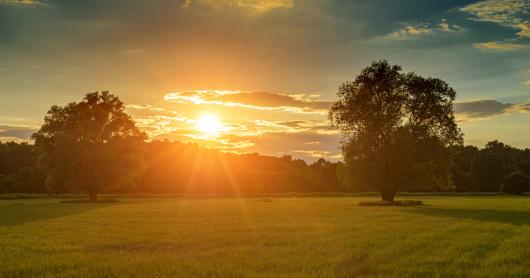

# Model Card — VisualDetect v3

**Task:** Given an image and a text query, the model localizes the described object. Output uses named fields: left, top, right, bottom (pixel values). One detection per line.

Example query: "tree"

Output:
left=0, top=141, right=35, bottom=175
left=329, top=60, right=462, bottom=201
left=451, top=145, right=479, bottom=192
left=501, top=171, right=530, bottom=195
left=0, top=167, right=45, bottom=193
left=471, top=141, right=509, bottom=192
left=32, top=92, right=146, bottom=201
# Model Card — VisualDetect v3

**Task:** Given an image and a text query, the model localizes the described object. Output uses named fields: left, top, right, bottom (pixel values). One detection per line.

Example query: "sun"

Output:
left=196, top=113, right=223, bottom=136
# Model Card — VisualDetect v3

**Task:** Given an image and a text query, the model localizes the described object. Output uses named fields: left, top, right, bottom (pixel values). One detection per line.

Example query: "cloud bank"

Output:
left=164, top=90, right=332, bottom=114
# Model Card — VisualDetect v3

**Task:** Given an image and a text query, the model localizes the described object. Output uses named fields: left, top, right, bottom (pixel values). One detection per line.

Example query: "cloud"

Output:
left=515, top=21, right=530, bottom=38
left=473, top=41, right=527, bottom=50
left=227, top=130, right=342, bottom=161
left=389, top=19, right=463, bottom=39
left=0, top=0, right=42, bottom=5
left=274, top=120, right=312, bottom=128
left=514, top=101, right=530, bottom=112
left=164, top=90, right=332, bottom=114
left=453, top=99, right=530, bottom=121
left=460, top=0, right=530, bottom=38
left=390, top=25, right=432, bottom=39
left=0, top=124, right=37, bottom=140
left=293, top=150, right=342, bottom=160
left=182, top=0, right=294, bottom=14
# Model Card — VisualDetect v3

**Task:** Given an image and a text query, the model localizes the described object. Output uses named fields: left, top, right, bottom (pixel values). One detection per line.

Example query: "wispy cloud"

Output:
left=293, top=149, right=341, bottom=159
left=0, top=0, right=42, bottom=5
left=473, top=41, right=527, bottom=50
left=164, top=90, right=332, bottom=114
left=390, top=25, right=432, bottom=39
left=389, top=19, right=463, bottom=39
left=232, top=131, right=341, bottom=160
left=460, top=0, right=530, bottom=38
left=181, top=0, right=294, bottom=14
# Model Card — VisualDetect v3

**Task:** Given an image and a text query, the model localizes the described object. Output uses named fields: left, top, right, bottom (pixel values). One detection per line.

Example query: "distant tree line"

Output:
left=451, top=141, right=530, bottom=193
left=0, top=140, right=342, bottom=194
left=1, top=139, right=529, bottom=195
left=0, top=141, right=44, bottom=193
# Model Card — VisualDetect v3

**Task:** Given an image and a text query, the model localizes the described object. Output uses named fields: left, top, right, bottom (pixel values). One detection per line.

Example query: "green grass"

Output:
left=1, top=196, right=529, bottom=277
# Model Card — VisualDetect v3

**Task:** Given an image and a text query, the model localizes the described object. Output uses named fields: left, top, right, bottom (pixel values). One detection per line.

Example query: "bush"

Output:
left=501, top=171, right=530, bottom=195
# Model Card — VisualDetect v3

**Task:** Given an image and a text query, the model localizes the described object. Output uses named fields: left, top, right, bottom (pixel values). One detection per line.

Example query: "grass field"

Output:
left=1, top=196, right=529, bottom=277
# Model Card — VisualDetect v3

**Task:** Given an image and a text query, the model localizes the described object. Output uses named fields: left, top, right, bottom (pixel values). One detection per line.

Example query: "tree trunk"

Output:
left=381, top=188, right=396, bottom=202
left=89, top=188, right=97, bottom=201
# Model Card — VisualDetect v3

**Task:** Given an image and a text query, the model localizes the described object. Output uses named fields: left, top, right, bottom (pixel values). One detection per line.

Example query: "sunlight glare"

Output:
left=196, top=113, right=223, bottom=136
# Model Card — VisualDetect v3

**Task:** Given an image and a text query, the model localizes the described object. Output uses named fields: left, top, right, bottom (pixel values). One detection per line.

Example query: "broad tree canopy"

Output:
left=329, top=61, right=462, bottom=201
left=32, top=91, right=146, bottom=200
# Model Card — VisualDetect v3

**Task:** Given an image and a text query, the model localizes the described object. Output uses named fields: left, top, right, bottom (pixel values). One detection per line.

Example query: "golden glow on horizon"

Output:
left=196, top=113, right=223, bottom=136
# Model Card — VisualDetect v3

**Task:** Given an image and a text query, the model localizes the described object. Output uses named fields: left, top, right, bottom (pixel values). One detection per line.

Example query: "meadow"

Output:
left=1, top=195, right=529, bottom=277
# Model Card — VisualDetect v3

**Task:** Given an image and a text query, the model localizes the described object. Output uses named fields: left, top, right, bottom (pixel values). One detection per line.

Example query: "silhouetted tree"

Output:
left=0, top=141, right=35, bottom=175
left=32, top=92, right=146, bottom=200
left=309, top=158, right=343, bottom=191
left=451, top=145, right=479, bottom=192
left=471, top=141, right=509, bottom=192
left=329, top=60, right=462, bottom=201
left=501, top=171, right=530, bottom=195
left=0, top=166, right=45, bottom=193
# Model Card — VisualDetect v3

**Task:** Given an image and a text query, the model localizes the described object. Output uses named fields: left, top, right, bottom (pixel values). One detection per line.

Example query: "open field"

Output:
left=1, top=196, right=529, bottom=277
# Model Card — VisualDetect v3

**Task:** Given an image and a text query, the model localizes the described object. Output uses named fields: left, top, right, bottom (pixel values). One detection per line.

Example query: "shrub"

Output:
left=501, top=171, right=530, bottom=195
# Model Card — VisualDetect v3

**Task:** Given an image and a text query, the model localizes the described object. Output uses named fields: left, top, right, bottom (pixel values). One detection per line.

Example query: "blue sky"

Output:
left=0, top=0, right=529, bottom=161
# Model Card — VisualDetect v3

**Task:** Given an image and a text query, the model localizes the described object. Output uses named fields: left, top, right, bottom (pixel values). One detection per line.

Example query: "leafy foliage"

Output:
left=0, top=142, right=45, bottom=193
left=31, top=92, right=146, bottom=200
left=329, top=60, right=462, bottom=201
left=0, top=142, right=35, bottom=175
left=501, top=171, right=530, bottom=195
left=451, top=141, right=530, bottom=192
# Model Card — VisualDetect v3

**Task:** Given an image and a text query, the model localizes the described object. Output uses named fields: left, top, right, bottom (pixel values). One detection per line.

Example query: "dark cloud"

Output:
left=454, top=99, right=514, bottom=121
left=0, top=125, right=37, bottom=139
left=275, top=120, right=313, bottom=128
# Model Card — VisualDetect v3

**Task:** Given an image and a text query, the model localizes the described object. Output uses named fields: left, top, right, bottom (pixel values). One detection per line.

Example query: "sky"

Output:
left=0, top=0, right=529, bottom=162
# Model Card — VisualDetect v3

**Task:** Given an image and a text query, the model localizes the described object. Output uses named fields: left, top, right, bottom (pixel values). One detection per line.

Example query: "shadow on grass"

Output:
left=0, top=202, right=117, bottom=226
left=407, top=207, right=530, bottom=226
